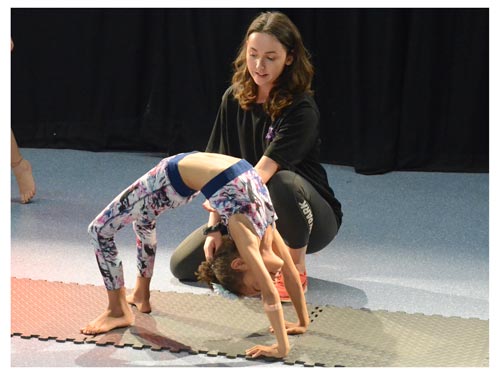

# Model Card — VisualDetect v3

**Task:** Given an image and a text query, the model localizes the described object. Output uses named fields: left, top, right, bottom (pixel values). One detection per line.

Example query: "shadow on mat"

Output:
left=90, top=308, right=192, bottom=353
left=300, top=277, right=367, bottom=309
left=131, top=313, right=192, bottom=352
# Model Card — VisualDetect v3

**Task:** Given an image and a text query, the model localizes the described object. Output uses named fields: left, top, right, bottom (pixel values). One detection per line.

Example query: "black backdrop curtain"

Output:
left=11, top=8, right=488, bottom=174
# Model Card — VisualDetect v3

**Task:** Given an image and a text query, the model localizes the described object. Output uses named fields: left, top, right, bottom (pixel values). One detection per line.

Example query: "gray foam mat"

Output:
left=11, top=278, right=488, bottom=367
left=286, top=306, right=489, bottom=367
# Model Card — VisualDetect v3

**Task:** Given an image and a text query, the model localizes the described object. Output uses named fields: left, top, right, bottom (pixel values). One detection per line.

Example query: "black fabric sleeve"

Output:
left=264, top=98, right=320, bottom=169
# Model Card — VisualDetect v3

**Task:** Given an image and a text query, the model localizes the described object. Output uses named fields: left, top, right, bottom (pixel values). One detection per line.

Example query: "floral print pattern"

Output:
left=88, top=156, right=200, bottom=290
left=88, top=154, right=276, bottom=291
left=208, top=168, right=276, bottom=239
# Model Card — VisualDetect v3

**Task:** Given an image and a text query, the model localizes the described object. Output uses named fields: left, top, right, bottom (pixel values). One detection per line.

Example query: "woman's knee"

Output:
left=170, top=224, right=206, bottom=281
left=266, top=171, right=309, bottom=247
left=307, top=220, right=338, bottom=253
left=267, top=170, right=298, bottom=193
left=267, top=170, right=338, bottom=253
left=267, top=170, right=305, bottom=207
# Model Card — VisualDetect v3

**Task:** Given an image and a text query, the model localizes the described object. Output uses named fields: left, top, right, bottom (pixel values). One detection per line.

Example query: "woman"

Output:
left=81, top=151, right=309, bottom=359
left=170, top=11, right=343, bottom=302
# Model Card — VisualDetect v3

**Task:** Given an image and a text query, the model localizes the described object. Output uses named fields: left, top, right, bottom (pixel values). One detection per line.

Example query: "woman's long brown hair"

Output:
left=231, top=11, right=314, bottom=121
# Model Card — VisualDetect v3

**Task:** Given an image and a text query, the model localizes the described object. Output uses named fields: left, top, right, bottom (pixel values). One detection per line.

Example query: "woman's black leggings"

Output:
left=169, top=170, right=339, bottom=281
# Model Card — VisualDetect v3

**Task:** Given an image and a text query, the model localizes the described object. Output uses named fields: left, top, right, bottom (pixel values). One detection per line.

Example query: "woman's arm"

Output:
left=228, top=215, right=290, bottom=358
left=254, top=155, right=279, bottom=184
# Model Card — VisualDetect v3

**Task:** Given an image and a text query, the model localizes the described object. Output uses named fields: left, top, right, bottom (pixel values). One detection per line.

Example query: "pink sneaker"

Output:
left=274, top=271, right=307, bottom=302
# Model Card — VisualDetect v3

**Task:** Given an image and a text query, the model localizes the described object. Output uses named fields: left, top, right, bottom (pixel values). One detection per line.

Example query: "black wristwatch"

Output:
left=203, top=222, right=225, bottom=235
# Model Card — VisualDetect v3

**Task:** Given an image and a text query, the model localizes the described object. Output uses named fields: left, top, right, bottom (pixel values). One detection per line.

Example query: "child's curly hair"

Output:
left=196, top=235, right=245, bottom=296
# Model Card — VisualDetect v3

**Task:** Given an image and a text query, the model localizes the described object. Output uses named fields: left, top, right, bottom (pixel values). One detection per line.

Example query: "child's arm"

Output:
left=228, top=216, right=290, bottom=359
left=272, top=229, right=310, bottom=332
left=202, top=201, right=222, bottom=260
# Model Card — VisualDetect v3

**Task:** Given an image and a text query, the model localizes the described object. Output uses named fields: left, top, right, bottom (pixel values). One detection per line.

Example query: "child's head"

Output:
left=196, top=235, right=246, bottom=297
left=232, top=11, right=314, bottom=120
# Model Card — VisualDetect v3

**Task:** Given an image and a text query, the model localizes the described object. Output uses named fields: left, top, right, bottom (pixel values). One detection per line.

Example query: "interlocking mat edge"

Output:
left=11, top=278, right=489, bottom=367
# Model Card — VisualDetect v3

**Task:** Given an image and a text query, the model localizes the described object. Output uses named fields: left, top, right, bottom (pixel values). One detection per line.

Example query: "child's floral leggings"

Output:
left=88, top=156, right=199, bottom=290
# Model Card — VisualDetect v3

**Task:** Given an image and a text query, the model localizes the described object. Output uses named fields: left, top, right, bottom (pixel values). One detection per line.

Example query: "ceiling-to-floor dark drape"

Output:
left=11, top=8, right=488, bottom=174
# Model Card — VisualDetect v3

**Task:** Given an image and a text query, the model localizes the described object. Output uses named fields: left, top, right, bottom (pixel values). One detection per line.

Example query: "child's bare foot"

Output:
left=126, top=292, right=152, bottom=313
left=127, top=276, right=152, bottom=313
left=12, top=158, right=36, bottom=204
left=80, top=307, right=134, bottom=335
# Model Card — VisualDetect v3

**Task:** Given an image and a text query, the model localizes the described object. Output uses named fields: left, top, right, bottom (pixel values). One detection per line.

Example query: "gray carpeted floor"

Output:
left=10, top=148, right=489, bottom=367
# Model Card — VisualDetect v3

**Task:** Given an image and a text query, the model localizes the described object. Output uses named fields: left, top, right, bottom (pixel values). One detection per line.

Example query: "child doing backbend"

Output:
left=81, top=151, right=309, bottom=359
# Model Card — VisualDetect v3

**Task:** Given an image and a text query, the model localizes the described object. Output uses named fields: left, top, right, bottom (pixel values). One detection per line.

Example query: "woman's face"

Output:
left=246, top=32, right=293, bottom=95
left=239, top=248, right=284, bottom=297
